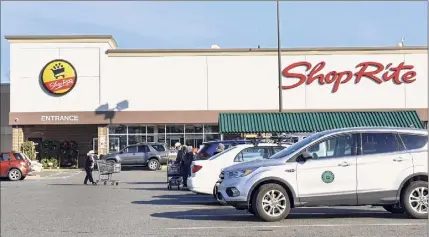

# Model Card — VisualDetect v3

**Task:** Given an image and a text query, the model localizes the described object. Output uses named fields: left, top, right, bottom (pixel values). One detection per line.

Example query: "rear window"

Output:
left=13, top=153, right=25, bottom=160
left=208, top=146, right=237, bottom=160
left=151, top=145, right=166, bottom=152
left=198, top=143, right=212, bottom=155
left=1, top=153, right=11, bottom=161
left=197, top=144, right=206, bottom=154
left=400, top=134, right=428, bottom=150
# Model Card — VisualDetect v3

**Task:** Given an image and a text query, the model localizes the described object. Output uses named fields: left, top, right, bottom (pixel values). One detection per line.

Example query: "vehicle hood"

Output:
left=222, top=158, right=283, bottom=172
left=104, top=152, right=119, bottom=158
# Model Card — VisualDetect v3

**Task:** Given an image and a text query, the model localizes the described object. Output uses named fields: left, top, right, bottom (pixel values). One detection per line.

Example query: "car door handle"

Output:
left=338, top=162, right=350, bottom=167
left=393, top=157, right=403, bottom=162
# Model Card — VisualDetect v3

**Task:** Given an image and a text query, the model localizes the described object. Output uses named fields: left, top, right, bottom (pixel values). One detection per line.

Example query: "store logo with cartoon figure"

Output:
left=40, top=59, right=77, bottom=95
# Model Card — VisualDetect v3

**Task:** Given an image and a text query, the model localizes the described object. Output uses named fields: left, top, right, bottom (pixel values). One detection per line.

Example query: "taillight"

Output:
left=192, top=165, right=202, bottom=173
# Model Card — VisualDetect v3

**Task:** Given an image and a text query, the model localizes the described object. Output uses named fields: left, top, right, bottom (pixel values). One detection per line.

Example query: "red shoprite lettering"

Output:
left=44, top=77, right=76, bottom=92
left=281, top=61, right=417, bottom=93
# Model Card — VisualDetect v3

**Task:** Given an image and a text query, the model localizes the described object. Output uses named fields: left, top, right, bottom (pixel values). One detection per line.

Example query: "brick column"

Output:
left=98, top=125, right=109, bottom=155
left=12, top=126, right=24, bottom=152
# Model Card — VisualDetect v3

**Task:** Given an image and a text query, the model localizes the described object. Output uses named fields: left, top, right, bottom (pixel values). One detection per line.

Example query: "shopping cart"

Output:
left=95, top=160, right=121, bottom=185
left=166, top=161, right=182, bottom=190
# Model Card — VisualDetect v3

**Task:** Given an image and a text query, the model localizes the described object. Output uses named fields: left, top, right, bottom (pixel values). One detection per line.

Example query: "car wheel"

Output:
left=148, top=159, right=160, bottom=171
left=8, top=168, right=22, bottom=181
left=252, top=183, right=291, bottom=222
left=402, top=180, right=428, bottom=219
left=382, top=204, right=404, bottom=213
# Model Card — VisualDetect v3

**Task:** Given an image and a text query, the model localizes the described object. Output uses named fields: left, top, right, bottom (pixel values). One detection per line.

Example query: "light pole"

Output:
left=276, top=0, right=283, bottom=112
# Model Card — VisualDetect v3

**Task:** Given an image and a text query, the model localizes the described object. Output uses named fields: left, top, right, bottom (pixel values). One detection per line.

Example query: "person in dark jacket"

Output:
left=84, top=150, right=96, bottom=185
left=181, top=146, right=194, bottom=188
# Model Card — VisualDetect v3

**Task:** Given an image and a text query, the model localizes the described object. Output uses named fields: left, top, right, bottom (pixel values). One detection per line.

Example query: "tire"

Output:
left=8, top=168, right=22, bottom=181
left=20, top=176, right=26, bottom=181
left=382, top=204, right=404, bottom=213
left=401, top=180, right=428, bottom=219
left=252, top=183, right=291, bottom=222
left=147, top=159, right=160, bottom=171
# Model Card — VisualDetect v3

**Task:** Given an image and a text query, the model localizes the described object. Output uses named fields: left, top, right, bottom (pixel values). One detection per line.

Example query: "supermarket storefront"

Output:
left=5, top=35, right=428, bottom=166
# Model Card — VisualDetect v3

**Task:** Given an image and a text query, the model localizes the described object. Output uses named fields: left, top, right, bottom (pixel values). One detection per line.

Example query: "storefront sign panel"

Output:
left=282, top=61, right=417, bottom=93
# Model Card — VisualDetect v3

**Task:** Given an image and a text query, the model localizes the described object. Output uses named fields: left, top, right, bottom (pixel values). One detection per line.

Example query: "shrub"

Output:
left=41, top=158, right=58, bottom=168
left=49, top=158, right=58, bottom=168
left=21, top=141, right=36, bottom=160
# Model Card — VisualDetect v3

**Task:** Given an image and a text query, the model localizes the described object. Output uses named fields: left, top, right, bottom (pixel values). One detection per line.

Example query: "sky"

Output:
left=1, top=1, right=427, bottom=83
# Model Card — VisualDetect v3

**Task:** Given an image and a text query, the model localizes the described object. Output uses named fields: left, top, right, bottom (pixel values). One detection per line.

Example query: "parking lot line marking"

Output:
left=176, top=211, right=390, bottom=218
left=166, top=223, right=426, bottom=230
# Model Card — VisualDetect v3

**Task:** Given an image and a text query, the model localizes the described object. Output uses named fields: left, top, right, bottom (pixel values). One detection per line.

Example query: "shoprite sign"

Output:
left=282, top=61, right=417, bottom=93
left=40, top=59, right=77, bottom=95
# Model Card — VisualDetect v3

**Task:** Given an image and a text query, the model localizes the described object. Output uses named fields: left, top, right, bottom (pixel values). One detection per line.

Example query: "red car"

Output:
left=0, top=152, right=30, bottom=181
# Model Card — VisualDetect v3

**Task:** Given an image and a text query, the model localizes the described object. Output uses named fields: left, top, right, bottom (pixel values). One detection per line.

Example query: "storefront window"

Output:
left=185, top=134, right=204, bottom=149
left=167, top=125, right=184, bottom=134
left=204, top=134, right=220, bottom=142
left=204, top=125, right=219, bottom=133
left=157, top=125, right=166, bottom=134
left=128, top=125, right=146, bottom=134
left=109, top=125, right=127, bottom=134
left=109, top=135, right=127, bottom=152
left=186, top=124, right=203, bottom=133
left=107, top=124, right=220, bottom=151
left=147, top=126, right=155, bottom=134
left=128, top=135, right=146, bottom=145
left=147, top=135, right=155, bottom=143
left=166, top=134, right=184, bottom=148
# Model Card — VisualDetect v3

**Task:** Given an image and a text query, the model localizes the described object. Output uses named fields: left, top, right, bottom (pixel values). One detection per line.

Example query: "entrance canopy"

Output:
left=219, top=111, right=423, bottom=134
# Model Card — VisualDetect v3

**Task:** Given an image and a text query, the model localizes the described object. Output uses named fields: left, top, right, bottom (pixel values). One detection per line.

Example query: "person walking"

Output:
left=84, top=150, right=96, bottom=185
left=181, top=146, right=194, bottom=188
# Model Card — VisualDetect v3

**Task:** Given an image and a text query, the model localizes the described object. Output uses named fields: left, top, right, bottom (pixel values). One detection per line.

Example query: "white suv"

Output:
left=216, top=127, right=428, bottom=222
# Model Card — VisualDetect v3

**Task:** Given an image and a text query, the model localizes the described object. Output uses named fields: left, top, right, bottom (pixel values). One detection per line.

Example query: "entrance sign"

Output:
left=41, top=115, right=79, bottom=122
left=282, top=61, right=417, bottom=93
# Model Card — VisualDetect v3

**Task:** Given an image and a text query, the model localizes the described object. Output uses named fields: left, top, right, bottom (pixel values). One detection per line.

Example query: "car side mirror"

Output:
left=297, top=151, right=313, bottom=162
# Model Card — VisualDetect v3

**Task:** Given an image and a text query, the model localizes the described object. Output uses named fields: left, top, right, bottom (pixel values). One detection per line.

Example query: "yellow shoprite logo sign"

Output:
left=40, top=59, right=77, bottom=95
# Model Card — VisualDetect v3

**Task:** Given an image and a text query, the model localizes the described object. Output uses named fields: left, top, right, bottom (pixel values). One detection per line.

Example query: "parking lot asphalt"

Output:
left=1, top=169, right=427, bottom=237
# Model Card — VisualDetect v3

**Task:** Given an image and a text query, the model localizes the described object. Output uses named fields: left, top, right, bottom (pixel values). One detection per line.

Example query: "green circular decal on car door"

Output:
left=321, top=171, right=335, bottom=184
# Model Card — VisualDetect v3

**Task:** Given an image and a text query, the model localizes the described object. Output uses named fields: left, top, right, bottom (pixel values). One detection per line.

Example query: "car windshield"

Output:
left=269, top=132, right=327, bottom=159
left=208, top=146, right=237, bottom=160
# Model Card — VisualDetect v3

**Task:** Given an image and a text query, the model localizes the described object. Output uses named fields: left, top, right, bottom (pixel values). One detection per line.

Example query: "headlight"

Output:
left=225, top=168, right=255, bottom=179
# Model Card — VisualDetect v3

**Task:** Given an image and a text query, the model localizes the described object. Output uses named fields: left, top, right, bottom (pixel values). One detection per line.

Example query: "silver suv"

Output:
left=104, top=142, right=169, bottom=171
left=216, top=127, right=428, bottom=222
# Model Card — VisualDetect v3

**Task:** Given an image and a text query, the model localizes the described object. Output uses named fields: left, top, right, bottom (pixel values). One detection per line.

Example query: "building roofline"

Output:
left=106, top=46, right=427, bottom=57
left=4, top=35, right=118, bottom=49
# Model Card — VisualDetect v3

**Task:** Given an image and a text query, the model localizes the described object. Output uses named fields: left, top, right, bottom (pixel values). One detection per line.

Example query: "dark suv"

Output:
left=103, top=143, right=169, bottom=171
